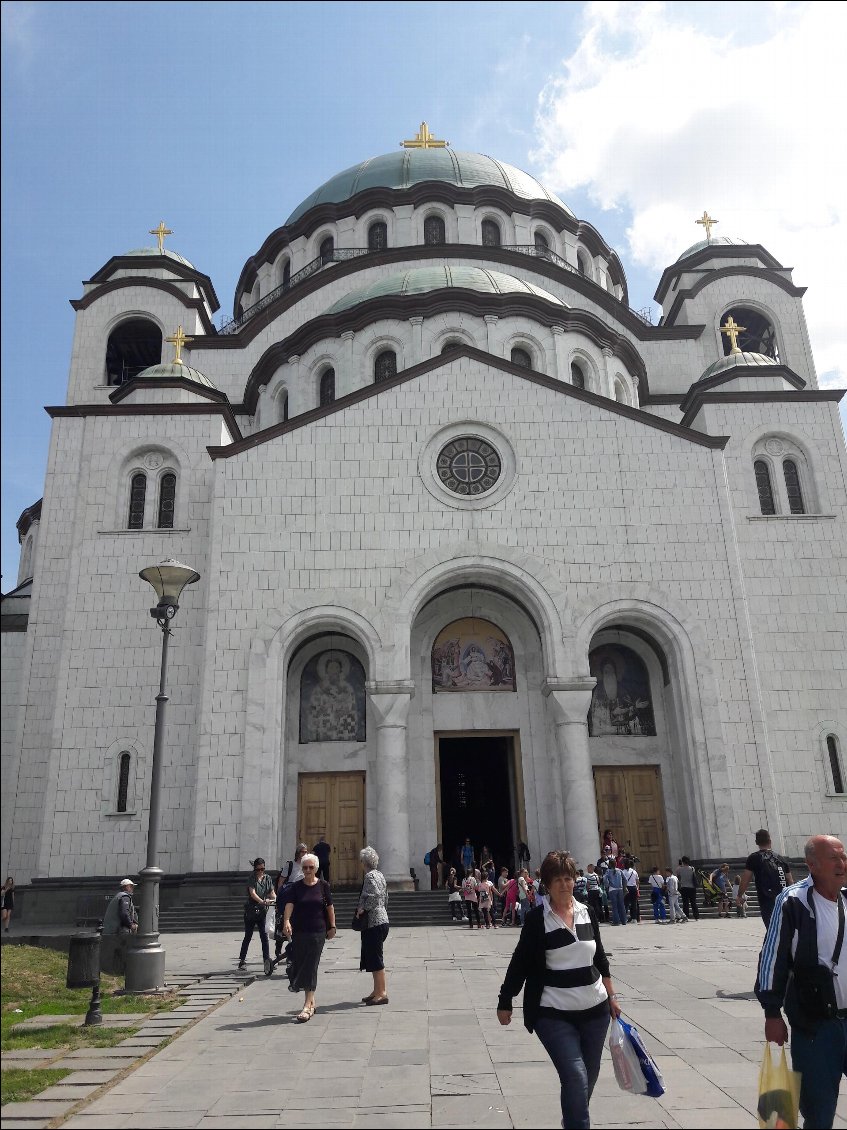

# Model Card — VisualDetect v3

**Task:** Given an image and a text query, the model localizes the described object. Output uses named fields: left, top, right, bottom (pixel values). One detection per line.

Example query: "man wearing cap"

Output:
left=102, top=879, right=138, bottom=935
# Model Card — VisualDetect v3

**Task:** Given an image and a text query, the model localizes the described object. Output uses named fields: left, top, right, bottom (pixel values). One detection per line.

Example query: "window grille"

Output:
left=374, top=350, right=397, bottom=382
left=534, top=232, right=549, bottom=252
left=754, top=460, right=777, bottom=515
left=481, top=219, right=501, bottom=247
left=320, top=368, right=335, bottom=405
left=570, top=362, right=586, bottom=389
left=511, top=347, right=531, bottom=368
left=424, top=215, right=446, bottom=245
left=117, top=753, right=131, bottom=813
left=368, top=222, right=388, bottom=251
left=128, top=473, right=146, bottom=529
left=319, top=236, right=334, bottom=264
left=157, top=473, right=176, bottom=529
left=783, top=459, right=805, bottom=514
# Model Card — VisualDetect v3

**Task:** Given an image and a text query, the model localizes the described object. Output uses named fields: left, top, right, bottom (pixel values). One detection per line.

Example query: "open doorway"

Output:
left=437, top=734, right=521, bottom=875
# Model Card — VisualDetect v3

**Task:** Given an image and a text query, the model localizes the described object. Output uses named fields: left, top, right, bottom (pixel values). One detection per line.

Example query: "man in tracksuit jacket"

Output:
left=755, top=835, right=846, bottom=1129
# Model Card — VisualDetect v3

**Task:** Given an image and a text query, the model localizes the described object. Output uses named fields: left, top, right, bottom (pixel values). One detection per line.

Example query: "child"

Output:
left=731, top=874, right=747, bottom=918
left=664, top=867, right=686, bottom=923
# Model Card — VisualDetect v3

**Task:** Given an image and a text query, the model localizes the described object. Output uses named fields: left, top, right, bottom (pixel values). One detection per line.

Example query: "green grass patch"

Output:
left=3, top=1023, right=141, bottom=1051
left=1, top=1067, right=71, bottom=1104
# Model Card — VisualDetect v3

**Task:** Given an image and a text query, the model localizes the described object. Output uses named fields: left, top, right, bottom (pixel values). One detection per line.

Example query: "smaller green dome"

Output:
left=327, top=265, right=567, bottom=314
left=124, top=246, right=196, bottom=269
left=137, top=360, right=216, bottom=388
left=699, top=351, right=777, bottom=381
left=676, top=236, right=748, bottom=263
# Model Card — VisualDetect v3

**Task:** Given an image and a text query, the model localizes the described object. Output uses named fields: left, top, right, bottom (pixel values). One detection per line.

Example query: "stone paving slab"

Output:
left=0, top=1099, right=75, bottom=1118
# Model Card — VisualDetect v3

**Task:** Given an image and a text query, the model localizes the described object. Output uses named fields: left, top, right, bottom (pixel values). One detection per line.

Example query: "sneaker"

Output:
left=237, top=960, right=246, bottom=969
left=263, top=958, right=272, bottom=977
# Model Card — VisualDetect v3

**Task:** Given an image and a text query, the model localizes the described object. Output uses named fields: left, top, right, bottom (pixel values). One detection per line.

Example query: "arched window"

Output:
left=754, top=460, right=777, bottom=515
left=106, top=318, right=162, bottom=385
left=511, top=347, right=532, bottom=368
left=441, top=340, right=461, bottom=354
left=481, top=219, right=501, bottom=247
left=319, top=368, right=335, bottom=406
left=157, top=473, right=176, bottom=529
left=424, top=215, right=446, bottom=245
left=720, top=306, right=780, bottom=360
left=368, top=222, right=388, bottom=252
left=319, top=236, right=334, bottom=264
left=534, top=231, right=550, bottom=253
left=827, top=735, right=845, bottom=794
left=577, top=250, right=591, bottom=277
left=128, top=473, right=146, bottom=529
left=783, top=459, right=805, bottom=514
left=117, top=752, right=131, bottom=813
left=276, top=390, right=289, bottom=423
left=614, top=378, right=630, bottom=404
left=570, top=361, right=586, bottom=389
left=374, top=350, right=397, bottom=383
left=281, top=258, right=291, bottom=288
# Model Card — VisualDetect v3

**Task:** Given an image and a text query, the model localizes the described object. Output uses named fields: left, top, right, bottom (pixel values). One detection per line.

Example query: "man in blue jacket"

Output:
left=755, top=835, right=846, bottom=1129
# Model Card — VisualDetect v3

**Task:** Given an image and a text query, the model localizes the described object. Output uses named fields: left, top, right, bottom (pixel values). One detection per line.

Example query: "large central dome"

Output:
left=286, top=149, right=572, bottom=224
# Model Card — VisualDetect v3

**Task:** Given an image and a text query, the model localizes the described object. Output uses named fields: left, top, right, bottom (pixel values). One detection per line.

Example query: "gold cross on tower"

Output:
left=401, top=122, right=449, bottom=149
left=695, top=210, right=718, bottom=242
left=149, top=220, right=173, bottom=254
left=720, top=315, right=746, bottom=354
left=166, top=325, right=193, bottom=365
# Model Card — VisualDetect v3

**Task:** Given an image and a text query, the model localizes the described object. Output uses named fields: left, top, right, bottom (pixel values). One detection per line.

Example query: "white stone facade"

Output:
left=2, top=147, right=845, bottom=893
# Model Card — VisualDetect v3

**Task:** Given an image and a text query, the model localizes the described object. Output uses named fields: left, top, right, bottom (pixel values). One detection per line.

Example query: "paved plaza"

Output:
left=7, top=917, right=847, bottom=1129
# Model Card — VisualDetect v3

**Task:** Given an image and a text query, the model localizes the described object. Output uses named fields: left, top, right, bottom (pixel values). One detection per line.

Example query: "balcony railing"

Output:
left=217, top=243, right=652, bottom=334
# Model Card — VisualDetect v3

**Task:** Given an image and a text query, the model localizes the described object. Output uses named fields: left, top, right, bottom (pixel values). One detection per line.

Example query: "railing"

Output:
left=217, top=242, right=652, bottom=334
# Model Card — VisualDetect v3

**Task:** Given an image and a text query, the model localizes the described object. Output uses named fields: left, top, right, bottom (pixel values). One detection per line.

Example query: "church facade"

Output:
left=3, top=127, right=846, bottom=898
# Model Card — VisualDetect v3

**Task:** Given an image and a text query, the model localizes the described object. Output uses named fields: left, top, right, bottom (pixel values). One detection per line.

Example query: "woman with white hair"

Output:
left=281, top=852, right=336, bottom=1022
left=355, top=846, right=390, bottom=1005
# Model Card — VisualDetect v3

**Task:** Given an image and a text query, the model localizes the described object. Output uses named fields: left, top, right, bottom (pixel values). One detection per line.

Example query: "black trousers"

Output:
left=626, top=886, right=640, bottom=921
left=239, top=914, right=269, bottom=962
left=465, top=900, right=481, bottom=926
left=680, top=887, right=699, bottom=920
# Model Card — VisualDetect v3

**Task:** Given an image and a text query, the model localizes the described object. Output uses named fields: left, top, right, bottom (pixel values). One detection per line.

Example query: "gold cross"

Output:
left=720, top=315, right=747, bottom=354
left=149, top=220, right=173, bottom=254
left=695, top=210, right=718, bottom=242
left=401, top=122, right=449, bottom=149
left=165, top=325, right=192, bottom=365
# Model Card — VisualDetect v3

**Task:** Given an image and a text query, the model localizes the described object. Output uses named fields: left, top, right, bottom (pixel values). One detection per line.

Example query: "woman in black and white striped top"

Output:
left=498, top=851, right=621, bottom=1129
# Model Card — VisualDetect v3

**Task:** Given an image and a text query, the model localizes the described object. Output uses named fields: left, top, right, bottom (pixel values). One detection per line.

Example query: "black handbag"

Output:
left=352, top=880, right=365, bottom=931
left=244, top=901, right=265, bottom=922
left=792, top=888, right=844, bottom=1021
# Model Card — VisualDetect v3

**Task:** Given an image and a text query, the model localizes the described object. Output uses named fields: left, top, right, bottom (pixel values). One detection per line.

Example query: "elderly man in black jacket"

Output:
left=755, top=835, right=846, bottom=1130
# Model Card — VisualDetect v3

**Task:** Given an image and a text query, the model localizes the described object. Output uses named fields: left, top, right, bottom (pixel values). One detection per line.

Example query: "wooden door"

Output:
left=297, top=771, right=365, bottom=887
left=593, top=766, right=669, bottom=867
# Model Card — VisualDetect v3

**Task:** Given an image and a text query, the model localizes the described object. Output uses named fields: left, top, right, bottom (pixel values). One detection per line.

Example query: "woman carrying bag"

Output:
left=355, top=846, right=390, bottom=1005
left=281, top=852, right=336, bottom=1022
left=238, top=858, right=276, bottom=974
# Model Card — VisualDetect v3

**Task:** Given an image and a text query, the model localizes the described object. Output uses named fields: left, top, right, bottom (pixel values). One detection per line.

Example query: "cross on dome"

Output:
left=720, top=314, right=747, bottom=354
left=695, top=211, right=718, bottom=242
left=166, top=325, right=192, bottom=365
left=401, top=122, right=449, bottom=149
left=149, top=220, right=173, bottom=254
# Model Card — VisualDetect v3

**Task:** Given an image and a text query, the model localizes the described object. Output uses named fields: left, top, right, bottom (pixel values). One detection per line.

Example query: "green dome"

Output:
left=699, top=351, right=777, bottom=381
left=327, top=266, right=568, bottom=314
left=676, top=236, right=748, bottom=262
left=287, top=149, right=572, bottom=224
left=136, top=360, right=216, bottom=388
left=124, top=246, right=196, bottom=269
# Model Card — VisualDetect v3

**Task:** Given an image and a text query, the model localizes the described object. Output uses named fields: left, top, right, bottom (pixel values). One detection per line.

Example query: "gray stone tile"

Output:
left=50, top=1059, right=123, bottom=1072
left=0, top=1100, right=76, bottom=1117
left=37, top=1084, right=100, bottom=1100
left=431, top=1072, right=501, bottom=1096
left=369, top=1047, right=428, bottom=1066
left=431, top=1095, right=511, bottom=1127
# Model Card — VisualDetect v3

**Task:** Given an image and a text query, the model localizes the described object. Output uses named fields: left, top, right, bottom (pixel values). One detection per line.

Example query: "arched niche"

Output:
left=298, top=648, right=367, bottom=743
left=431, top=617, right=516, bottom=692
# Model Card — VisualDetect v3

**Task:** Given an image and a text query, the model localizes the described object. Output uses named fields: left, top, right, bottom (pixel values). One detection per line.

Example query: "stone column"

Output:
left=484, top=314, right=499, bottom=354
left=409, top=316, right=424, bottom=366
left=601, top=346, right=615, bottom=400
left=367, top=681, right=415, bottom=890
left=338, top=330, right=355, bottom=396
left=551, top=324, right=567, bottom=382
left=543, top=678, right=600, bottom=868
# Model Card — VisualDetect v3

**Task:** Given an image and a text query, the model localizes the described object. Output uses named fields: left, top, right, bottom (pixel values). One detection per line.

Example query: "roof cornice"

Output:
left=211, top=344, right=728, bottom=460
left=45, top=401, right=243, bottom=441
left=678, top=364, right=805, bottom=416
left=680, top=388, right=844, bottom=429
left=86, top=254, right=220, bottom=312
left=109, top=376, right=228, bottom=405
left=660, top=266, right=806, bottom=326
left=71, top=277, right=218, bottom=334
left=16, top=498, right=43, bottom=539
left=654, top=243, right=786, bottom=304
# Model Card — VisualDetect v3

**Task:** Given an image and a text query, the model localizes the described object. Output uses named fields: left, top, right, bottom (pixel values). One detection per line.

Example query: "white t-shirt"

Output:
left=813, top=891, right=847, bottom=1008
left=621, top=868, right=639, bottom=889
left=665, top=874, right=679, bottom=897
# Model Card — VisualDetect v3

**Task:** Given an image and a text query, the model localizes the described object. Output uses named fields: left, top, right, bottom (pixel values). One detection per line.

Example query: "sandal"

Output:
left=296, top=1004, right=315, bottom=1022
left=365, top=996, right=389, bottom=1006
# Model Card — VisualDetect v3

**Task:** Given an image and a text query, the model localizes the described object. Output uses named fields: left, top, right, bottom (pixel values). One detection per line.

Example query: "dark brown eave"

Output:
left=238, top=292, right=650, bottom=414
left=660, top=266, right=806, bottom=326
left=71, top=278, right=218, bottom=334
left=678, top=364, right=805, bottom=416
left=86, top=255, right=220, bottom=313
left=16, top=498, right=43, bottom=539
left=680, top=388, right=844, bottom=429
left=236, top=184, right=628, bottom=302
left=209, top=345, right=729, bottom=460
left=46, top=402, right=244, bottom=442
left=654, top=244, right=786, bottom=305
left=109, top=377, right=228, bottom=405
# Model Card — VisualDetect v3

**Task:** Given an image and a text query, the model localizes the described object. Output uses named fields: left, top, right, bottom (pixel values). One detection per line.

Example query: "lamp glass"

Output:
left=139, top=559, right=200, bottom=604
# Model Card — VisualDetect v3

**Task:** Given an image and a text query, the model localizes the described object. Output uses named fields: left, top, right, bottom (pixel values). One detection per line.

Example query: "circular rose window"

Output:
left=436, top=436, right=502, bottom=496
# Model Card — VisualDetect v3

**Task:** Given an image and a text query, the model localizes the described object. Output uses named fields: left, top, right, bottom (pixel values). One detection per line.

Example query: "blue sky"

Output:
left=2, top=1, right=844, bottom=586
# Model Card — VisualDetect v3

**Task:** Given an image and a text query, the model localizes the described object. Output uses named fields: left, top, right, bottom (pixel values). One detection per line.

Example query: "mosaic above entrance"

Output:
left=300, top=649, right=366, bottom=742
left=431, top=618, right=516, bottom=691
left=588, top=644, right=656, bottom=736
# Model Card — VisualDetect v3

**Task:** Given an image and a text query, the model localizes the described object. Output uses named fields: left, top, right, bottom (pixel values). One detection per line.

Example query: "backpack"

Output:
left=755, top=851, right=788, bottom=901
left=424, top=851, right=431, bottom=866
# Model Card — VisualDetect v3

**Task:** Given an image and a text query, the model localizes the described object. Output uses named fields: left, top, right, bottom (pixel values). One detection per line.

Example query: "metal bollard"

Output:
left=67, top=932, right=103, bottom=1026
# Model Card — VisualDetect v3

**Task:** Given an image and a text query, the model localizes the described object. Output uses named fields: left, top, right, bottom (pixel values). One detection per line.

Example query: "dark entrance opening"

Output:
left=439, top=736, right=515, bottom=875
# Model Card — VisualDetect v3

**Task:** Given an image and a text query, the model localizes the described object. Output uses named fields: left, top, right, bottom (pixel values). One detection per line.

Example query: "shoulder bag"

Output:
left=352, top=879, right=366, bottom=931
left=792, top=888, right=844, bottom=1021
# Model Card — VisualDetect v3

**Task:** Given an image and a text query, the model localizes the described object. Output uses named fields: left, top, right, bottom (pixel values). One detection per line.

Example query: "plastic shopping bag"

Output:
left=265, top=906, right=276, bottom=937
left=609, top=1019, right=648, bottom=1094
left=619, top=1017, right=666, bottom=1098
left=757, top=1042, right=800, bottom=1129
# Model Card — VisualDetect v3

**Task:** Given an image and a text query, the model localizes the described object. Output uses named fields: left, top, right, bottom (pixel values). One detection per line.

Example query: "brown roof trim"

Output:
left=109, top=377, right=228, bottom=405
left=208, top=345, right=728, bottom=460
left=654, top=244, right=786, bottom=304
left=239, top=292, right=650, bottom=413
left=16, top=498, right=43, bottom=539
left=237, top=184, right=627, bottom=300
left=641, top=394, right=684, bottom=406
left=46, top=402, right=244, bottom=441
left=71, top=278, right=217, bottom=334
left=87, top=254, right=220, bottom=312
left=679, top=365, right=805, bottom=416
left=661, top=266, right=806, bottom=326
left=680, top=388, right=845, bottom=429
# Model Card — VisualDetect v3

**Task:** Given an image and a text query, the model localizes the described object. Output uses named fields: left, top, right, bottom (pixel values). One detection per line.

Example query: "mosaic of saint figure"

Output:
left=431, top=618, right=516, bottom=692
left=300, top=650, right=366, bottom=742
left=588, top=645, right=655, bottom=736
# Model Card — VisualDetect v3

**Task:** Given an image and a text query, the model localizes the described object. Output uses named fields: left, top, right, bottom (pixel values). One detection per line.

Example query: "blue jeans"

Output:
left=535, top=1010, right=610, bottom=1129
left=607, top=888, right=626, bottom=925
left=791, top=1017, right=847, bottom=1129
left=651, top=889, right=667, bottom=921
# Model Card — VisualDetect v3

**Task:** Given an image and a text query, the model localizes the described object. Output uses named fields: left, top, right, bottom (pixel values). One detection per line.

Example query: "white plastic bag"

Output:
left=265, top=905, right=276, bottom=936
left=609, top=1018, right=647, bottom=1094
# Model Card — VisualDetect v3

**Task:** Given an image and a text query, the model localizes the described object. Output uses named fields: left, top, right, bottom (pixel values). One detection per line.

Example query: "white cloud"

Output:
left=1, top=1, right=39, bottom=67
left=532, top=1, right=847, bottom=385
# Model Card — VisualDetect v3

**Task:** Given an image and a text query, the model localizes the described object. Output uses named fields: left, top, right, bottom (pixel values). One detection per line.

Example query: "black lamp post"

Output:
left=125, top=559, right=200, bottom=992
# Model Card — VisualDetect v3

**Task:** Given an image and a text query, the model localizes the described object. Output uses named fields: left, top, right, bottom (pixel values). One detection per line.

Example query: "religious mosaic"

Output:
left=299, top=650, right=366, bottom=743
left=588, top=645, right=656, bottom=736
left=431, top=618, right=516, bottom=692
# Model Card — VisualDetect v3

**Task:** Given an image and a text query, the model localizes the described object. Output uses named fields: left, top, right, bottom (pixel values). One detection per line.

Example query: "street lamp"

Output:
left=125, top=559, right=200, bottom=992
